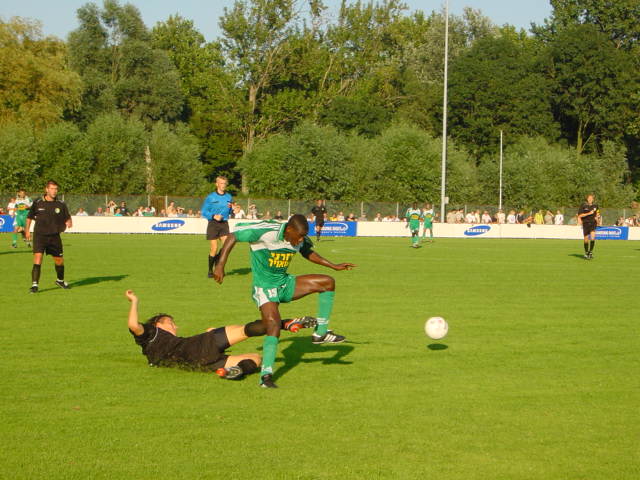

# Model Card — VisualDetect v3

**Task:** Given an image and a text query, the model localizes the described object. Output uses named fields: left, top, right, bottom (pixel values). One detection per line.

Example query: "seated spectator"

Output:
left=544, top=210, right=554, bottom=225
left=336, top=211, right=345, bottom=221
left=615, top=216, right=624, bottom=226
left=374, top=213, right=382, bottom=222
left=516, top=210, right=526, bottom=224
left=232, top=204, right=246, bottom=219
left=158, top=209, right=166, bottom=217
left=106, top=200, right=117, bottom=215
left=624, top=216, right=635, bottom=226
left=187, top=208, right=197, bottom=218
left=262, top=210, right=272, bottom=220
left=347, top=212, right=357, bottom=221
left=274, top=210, right=284, bottom=220
left=246, top=204, right=257, bottom=219
left=382, top=215, right=392, bottom=222
left=534, top=210, right=544, bottom=225
left=496, top=209, right=505, bottom=224
left=166, top=201, right=178, bottom=217
left=554, top=210, right=564, bottom=225
left=455, top=209, right=464, bottom=223
left=75, top=207, right=89, bottom=216
left=177, top=207, right=187, bottom=218
left=119, top=201, right=130, bottom=216
left=94, top=207, right=105, bottom=216
left=506, top=210, right=517, bottom=224
left=114, top=208, right=123, bottom=217
left=132, top=206, right=145, bottom=217
left=358, top=214, right=367, bottom=221
left=329, top=213, right=337, bottom=221
left=142, top=207, right=154, bottom=217
left=465, top=211, right=475, bottom=224
left=481, top=210, right=492, bottom=224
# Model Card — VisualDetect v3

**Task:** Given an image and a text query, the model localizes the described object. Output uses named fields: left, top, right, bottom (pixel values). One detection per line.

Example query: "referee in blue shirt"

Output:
left=201, top=176, right=233, bottom=278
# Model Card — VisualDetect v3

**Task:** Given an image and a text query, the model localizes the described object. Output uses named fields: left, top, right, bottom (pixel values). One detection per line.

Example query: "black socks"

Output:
left=32, top=264, right=41, bottom=284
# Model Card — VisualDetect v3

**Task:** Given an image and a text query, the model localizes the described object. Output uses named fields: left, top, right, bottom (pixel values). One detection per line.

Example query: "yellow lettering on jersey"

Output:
left=268, top=252, right=294, bottom=268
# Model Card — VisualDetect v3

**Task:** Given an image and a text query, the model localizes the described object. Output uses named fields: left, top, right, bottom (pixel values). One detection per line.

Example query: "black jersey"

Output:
left=578, top=203, right=599, bottom=224
left=130, top=324, right=225, bottom=370
left=311, top=205, right=327, bottom=222
left=27, top=197, right=71, bottom=235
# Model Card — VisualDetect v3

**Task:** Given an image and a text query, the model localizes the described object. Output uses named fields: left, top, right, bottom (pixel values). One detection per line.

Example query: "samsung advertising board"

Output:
left=463, top=225, right=491, bottom=237
left=0, top=215, right=13, bottom=233
left=308, top=221, right=357, bottom=237
left=595, top=226, right=628, bottom=240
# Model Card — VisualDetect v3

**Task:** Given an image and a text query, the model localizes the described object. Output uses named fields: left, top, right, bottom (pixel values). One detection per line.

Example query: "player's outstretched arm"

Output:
left=213, top=233, right=238, bottom=284
left=305, top=251, right=356, bottom=271
left=125, top=290, right=144, bottom=335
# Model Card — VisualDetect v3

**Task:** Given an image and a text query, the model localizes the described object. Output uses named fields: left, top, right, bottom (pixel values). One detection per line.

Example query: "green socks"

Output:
left=315, top=291, right=335, bottom=336
left=260, top=335, right=279, bottom=377
left=12, top=232, right=18, bottom=245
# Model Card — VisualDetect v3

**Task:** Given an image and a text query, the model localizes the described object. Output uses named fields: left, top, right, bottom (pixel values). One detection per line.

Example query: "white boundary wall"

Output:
left=64, top=216, right=640, bottom=240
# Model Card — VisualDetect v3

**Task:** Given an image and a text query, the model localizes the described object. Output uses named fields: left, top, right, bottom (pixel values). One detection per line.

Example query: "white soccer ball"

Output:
left=425, top=316, right=448, bottom=340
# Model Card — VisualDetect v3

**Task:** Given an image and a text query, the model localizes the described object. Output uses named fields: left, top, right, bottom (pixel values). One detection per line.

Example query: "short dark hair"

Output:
left=46, top=180, right=59, bottom=187
left=145, top=314, right=173, bottom=326
left=287, top=214, right=309, bottom=234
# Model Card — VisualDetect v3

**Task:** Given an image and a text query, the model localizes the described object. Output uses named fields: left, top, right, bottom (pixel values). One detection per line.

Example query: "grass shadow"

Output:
left=38, top=274, right=128, bottom=292
left=274, top=336, right=354, bottom=381
left=427, top=343, right=448, bottom=351
left=568, top=253, right=588, bottom=259
left=0, top=250, right=31, bottom=255
left=227, top=267, right=252, bottom=276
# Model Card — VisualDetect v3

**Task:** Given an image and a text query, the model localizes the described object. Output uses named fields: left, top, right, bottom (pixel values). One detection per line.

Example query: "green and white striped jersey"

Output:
left=234, top=221, right=313, bottom=287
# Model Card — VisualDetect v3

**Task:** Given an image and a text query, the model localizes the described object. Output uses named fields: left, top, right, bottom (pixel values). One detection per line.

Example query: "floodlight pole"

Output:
left=499, top=130, right=503, bottom=211
left=440, top=0, right=449, bottom=222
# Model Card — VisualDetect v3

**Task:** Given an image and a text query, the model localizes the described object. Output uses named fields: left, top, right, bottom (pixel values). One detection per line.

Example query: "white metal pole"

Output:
left=440, top=0, right=449, bottom=222
left=499, top=130, right=503, bottom=211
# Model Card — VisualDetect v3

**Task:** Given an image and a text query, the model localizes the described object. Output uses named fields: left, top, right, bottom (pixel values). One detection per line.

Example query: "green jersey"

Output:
left=234, top=221, right=313, bottom=287
left=423, top=209, right=434, bottom=228
left=13, top=197, right=32, bottom=219
left=405, top=208, right=422, bottom=230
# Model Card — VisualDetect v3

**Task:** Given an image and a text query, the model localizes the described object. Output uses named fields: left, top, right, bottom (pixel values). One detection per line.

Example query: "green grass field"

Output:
left=1, top=234, right=638, bottom=479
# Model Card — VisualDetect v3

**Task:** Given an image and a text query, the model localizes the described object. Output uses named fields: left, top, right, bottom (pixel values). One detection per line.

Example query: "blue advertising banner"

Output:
left=308, top=221, right=357, bottom=237
left=595, top=226, right=629, bottom=240
left=0, top=215, right=14, bottom=233
left=463, top=225, right=491, bottom=237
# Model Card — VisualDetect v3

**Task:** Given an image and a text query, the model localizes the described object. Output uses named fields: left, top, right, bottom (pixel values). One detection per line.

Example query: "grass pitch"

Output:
left=1, top=234, right=638, bottom=479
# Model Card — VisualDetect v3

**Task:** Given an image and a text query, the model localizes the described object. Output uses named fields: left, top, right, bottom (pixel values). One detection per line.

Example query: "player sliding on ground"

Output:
left=213, top=214, right=356, bottom=389
left=125, top=290, right=316, bottom=380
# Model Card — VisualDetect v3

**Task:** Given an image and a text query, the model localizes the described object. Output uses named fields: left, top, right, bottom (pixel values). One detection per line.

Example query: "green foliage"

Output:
left=0, top=18, right=82, bottom=128
left=320, top=96, right=391, bottom=138
left=0, top=122, right=39, bottom=191
left=148, top=122, right=206, bottom=195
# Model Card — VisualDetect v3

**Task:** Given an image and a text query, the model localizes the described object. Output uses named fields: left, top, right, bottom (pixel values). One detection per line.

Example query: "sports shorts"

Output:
left=33, top=234, right=63, bottom=257
left=251, top=275, right=297, bottom=307
left=14, top=215, right=27, bottom=229
left=201, top=327, right=230, bottom=371
left=582, top=221, right=597, bottom=236
left=206, top=219, right=230, bottom=240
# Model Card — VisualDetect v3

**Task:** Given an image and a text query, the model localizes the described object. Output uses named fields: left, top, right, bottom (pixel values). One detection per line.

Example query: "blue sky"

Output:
left=1, top=1, right=552, bottom=41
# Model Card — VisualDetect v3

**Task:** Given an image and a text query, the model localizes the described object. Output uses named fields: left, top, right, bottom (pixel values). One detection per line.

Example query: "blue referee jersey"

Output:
left=201, top=191, right=233, bottom=221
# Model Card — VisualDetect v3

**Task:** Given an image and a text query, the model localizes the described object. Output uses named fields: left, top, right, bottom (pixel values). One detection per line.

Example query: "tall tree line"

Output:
left=0, top=0, right=638, bottom=207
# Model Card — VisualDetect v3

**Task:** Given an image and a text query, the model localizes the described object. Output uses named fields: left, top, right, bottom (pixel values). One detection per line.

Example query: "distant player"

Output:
left=125, top=290, right=317, bottom=380
left=577, top=193, right=599, bottom=259
left=201, top=176, right=233, bottom=278
left=421, top=203, right=434, bottom=243
left=25, top=180, right=72, bottom=293
left=213, top=214, right=356, bottom=388
left=405, top=202, right=422, bottom=248
left=9, top=190, right=32, bottom=248
left=311, top=199, right=327, bottom=241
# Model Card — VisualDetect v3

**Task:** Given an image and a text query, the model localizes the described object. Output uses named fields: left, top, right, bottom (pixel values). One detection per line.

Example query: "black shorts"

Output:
left=314, top=220, right=324, bottom=231
left=202, top=327, right=230, bottom=371
left=582, top=222, right=597, bottom=236
left=33, top=234, right=63, bottom=257
left=206, top=219, right=230, bottom=240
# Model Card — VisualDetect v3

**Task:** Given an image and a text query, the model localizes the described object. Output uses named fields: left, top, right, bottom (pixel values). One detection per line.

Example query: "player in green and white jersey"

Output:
left=10, top=190, right=32, bottom=248
left=213, top=214, right=356, bottom=388
left=405, top=202, right=422, bottom=248
left=421, top=203, right=434, bottom=243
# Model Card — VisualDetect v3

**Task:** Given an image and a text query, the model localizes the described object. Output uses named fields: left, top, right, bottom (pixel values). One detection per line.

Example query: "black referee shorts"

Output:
left=206, top=219, right=230, bottom=240
left=582, top=222, right=597, bottom=236
left=33, top=234, right=63, bottom=257
left=203, top=327, right=231, bottom=370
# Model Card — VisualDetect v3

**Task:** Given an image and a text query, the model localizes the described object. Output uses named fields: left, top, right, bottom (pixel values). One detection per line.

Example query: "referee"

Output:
left=25, top=180, right=72, bottom=293
left=311, top=199, right=327, bottom=242
left=577, top=193, right=599, bottom=259
left=201, top=176, right=233, bottom=278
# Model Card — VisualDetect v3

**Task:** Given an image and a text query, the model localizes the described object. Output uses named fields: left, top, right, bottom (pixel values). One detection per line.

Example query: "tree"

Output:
left=0, top=122, right=39, bottom=192
left=68, top=0, right=183, bottom=126
left=0, top=18, right=82, bottom=128
left=547, top=24, right=637, bottom=154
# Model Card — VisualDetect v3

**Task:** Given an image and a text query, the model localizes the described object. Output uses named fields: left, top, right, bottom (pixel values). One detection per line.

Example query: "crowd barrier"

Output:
left=3, top=215, right=637, bottom=240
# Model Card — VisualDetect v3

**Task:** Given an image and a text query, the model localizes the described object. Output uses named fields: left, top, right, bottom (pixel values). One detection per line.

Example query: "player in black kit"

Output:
left=125, top=290, right=317, bottom=380
left=311, top=199, right=327, bottom=241
left=25, top=180, right=72, bottom=293
left=577, top=194, right=599, bottom=259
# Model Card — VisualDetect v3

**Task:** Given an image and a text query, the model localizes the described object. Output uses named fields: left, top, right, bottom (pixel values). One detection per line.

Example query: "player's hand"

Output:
left=25, top=231, right=31, bottom=241
left=213, top=266, right=225, bottom=284
left=213, top=214, right=223, bottom=221
left=125, top=290, right=138, bottom=302
left=333, top=263, right=356, bottom=271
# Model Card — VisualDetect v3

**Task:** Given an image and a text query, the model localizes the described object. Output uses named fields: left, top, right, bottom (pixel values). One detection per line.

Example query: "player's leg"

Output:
left=208, top=238, right=219, bottom=277
left=293, top=274, right=345, bottom=344
left=258, top=300, right=282, bottom=388
left=50, top=235, right=70, bottom=289
left=209, top=325, right=262, bottom=380
left=429, top=227, right=434, bottom=242
left=30, top=251, right=43, bottom=293
left=217, top=353, right=262, bottom=379
left=315, top=223, right=323, bottom=241
left=588, top=229, right=596, bottom=258
left=12, top=225, right=19, bottom=247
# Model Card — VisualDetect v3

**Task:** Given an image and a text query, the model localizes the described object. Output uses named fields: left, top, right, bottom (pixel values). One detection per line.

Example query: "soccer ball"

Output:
left=425, top=316, right=448, bottom=340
